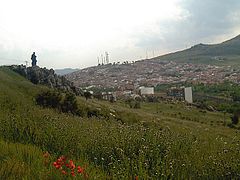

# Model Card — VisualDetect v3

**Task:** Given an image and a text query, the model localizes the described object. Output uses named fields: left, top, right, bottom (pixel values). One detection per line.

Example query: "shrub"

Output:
left=87, top=108, right=100, bottom=118
left=61, top=92, right=79, bottom=114
left=36, top=90, right=62, bottom=109
left=35, top=90, right=113, bottom=119
left=36, top=90, right=79, bottom=114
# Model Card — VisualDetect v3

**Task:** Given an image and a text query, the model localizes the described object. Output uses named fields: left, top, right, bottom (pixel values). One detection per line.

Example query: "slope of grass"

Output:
left=0, top=139, right=47, bottom=179
left=1, top=66, right=240, bottom=179
left=152, top=35, right=240, bottom=65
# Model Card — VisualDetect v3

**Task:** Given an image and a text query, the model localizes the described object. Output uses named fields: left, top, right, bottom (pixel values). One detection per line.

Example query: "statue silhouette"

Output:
left=31, top=52, right=37, bottom=67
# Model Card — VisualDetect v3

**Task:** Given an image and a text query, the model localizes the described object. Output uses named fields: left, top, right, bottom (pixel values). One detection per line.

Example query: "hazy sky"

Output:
left=0, top=0, right=240, bottom=69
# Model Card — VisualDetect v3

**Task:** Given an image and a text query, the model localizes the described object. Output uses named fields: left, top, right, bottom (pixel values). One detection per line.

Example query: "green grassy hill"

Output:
left=1, top=66, right=240, bottom=179
left=152, top=34, right=240, bottom=65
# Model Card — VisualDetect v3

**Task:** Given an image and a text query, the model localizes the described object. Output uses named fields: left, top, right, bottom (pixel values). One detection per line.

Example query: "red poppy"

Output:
left=53, top=162, right=57, bottom=166
left=69, top=160, right=76, bottom=169
left=71, top=171, right=76, bottom=177
left=77, top=166, right=84, bottom=174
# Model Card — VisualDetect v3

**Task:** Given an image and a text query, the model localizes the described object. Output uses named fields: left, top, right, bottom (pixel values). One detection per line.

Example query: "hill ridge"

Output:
left=151, top=34, right=240, bottom=64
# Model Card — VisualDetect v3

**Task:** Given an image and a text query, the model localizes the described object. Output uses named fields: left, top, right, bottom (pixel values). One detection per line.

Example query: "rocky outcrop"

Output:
left=9, top=65, right=82, bottom=95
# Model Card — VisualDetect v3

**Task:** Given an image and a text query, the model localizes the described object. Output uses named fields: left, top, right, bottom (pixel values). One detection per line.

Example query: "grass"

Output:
left=0, top=139, right=46, bottom=179
left=0, top=66, right=240, bottom=179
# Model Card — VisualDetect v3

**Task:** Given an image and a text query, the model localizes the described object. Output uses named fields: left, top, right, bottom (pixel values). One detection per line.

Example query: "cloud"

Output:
left=134, top=0, right=240, bottom=51
left=180, top=0, right=240, bottom=38
left=1, top=0, right=240, bottom=68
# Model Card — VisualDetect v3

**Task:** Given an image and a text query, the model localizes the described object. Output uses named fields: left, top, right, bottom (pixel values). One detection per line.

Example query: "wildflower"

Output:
left=61, top=170, right=67, bottom=175
left=69, top=160, right=76, bottom=169
left=53, top=162, right=57, bottom=166
left=55, top=165, right=61, bottom=169
left=77, top=166, right=84, bottom=174
left=52, top=156, right=87, bottom=178
left=71, top=171, right=76, bottom=177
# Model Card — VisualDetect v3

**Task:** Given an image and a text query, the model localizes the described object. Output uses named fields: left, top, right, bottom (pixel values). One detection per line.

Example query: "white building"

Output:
left=139, top=87, right=154, bottom=95
left=184, top=87, right=193, bottom=103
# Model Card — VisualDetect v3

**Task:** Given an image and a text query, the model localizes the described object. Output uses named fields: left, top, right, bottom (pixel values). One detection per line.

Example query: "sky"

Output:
left=0, top=0, right=240, bottom=69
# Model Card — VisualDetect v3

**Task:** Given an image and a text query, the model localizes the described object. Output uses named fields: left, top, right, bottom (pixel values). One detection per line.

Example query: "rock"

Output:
left=9, top=65, right=83, bottom=95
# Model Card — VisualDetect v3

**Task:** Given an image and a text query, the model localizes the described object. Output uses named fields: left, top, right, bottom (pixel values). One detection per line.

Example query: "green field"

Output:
left=0, top=66, right=240, bottom=179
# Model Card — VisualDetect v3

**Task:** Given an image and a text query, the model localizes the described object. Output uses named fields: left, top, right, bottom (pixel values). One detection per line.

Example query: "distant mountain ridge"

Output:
left=151, top=34, right=240, bottom=65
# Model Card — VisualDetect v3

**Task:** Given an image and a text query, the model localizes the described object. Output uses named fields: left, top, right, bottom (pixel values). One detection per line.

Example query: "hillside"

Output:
left=152, top=34, right=240, bottom=65
left=1, top=66, right=240, bottom=179
left=55, top=68, right=80, bottom=75
left=66, top=35, right=240, bottom=88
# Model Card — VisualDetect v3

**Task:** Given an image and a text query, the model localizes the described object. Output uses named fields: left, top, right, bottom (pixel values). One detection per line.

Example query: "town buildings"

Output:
left=66, top=61, right=239, bottom=91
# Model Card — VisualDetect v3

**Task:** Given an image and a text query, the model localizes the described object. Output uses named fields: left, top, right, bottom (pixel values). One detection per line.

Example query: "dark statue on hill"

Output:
left=31, top=52, right=37, bottom=67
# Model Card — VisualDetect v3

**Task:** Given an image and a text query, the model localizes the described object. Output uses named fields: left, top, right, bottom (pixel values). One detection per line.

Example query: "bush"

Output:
left=84, top=91, right=92, bottom=100
left=61, top=93, right=79, bottom=114
left=231, top=114, right=239, bottom=125
left=35, top=90, right=113, bottom=119
left=87, top=108, right=100, bottom=118
left=36, top=90, right=79, bottom=114
left=36, top=90, right=62, bottom=109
